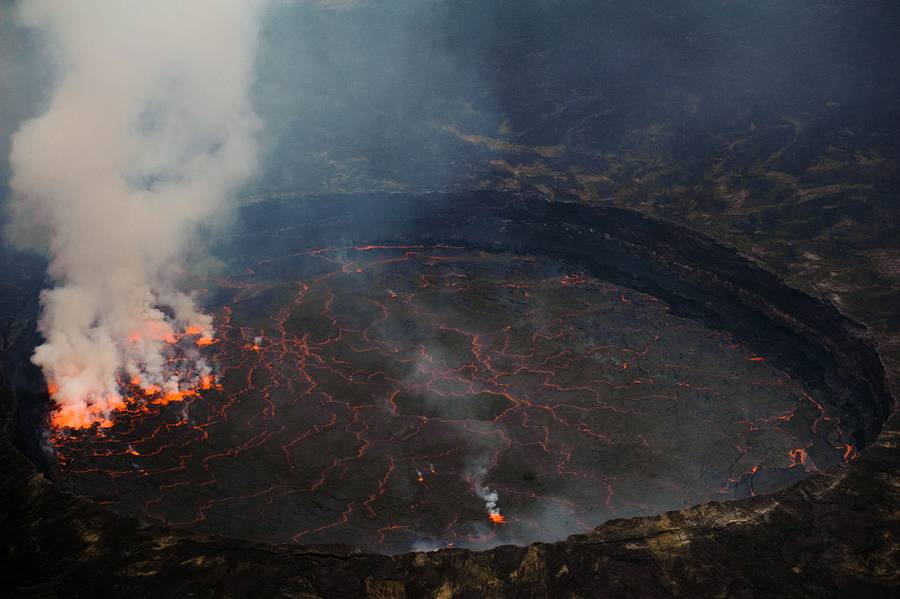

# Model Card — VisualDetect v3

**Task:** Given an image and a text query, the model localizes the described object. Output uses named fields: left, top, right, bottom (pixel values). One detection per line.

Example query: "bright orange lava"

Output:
left=200, top=374, right=215, bottom=390
left=843, top=444, right=855, bottom=461
left=49, top=374, right=217, bottom=429
left=488, top=513, right=506, bottom=525
left=50, top=397, right=123, bottom=430
left=47, top=319, right=218, bottom=430
left=153, top=389, right=196, bottom=405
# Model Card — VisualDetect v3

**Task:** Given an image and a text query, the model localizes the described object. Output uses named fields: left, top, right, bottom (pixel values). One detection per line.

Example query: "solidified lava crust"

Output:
left=45, top=194, right=879, bottom=554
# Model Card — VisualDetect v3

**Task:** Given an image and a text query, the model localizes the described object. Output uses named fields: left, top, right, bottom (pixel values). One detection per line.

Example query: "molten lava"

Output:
left=48, top=244, right=855, bottom=553
left=50, top=403, right=117, bottom=430
left=46, top=318, right=219, bottom=431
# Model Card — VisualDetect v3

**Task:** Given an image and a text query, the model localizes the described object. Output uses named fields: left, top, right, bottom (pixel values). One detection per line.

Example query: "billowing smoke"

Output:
left=5, top=1, right=268, bottom=428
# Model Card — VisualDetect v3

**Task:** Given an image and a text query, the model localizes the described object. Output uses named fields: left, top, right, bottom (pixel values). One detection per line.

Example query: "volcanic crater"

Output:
left=39, top=192, right=890, bottom=555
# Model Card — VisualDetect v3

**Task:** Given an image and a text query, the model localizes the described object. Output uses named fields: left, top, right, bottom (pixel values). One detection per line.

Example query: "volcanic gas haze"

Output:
left=5, top=1, right=268, bottom=429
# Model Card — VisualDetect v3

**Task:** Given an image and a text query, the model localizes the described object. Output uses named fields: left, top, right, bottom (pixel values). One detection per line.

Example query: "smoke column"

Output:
left=470, top=464, right=506, bottom=525
left=5, top=1, right=268, bottom=428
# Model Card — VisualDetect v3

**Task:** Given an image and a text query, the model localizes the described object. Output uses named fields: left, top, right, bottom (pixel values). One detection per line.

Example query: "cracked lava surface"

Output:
left=50, top=244, right=855, bottom=553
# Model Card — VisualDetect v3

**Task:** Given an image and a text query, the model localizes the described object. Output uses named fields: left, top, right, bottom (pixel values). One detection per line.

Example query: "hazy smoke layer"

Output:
left=6, top=1, right=267, bottom=427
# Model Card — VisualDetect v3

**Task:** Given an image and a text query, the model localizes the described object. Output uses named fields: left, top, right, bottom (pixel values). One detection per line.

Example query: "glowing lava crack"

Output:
left=49, top=245, right=855, bottom=553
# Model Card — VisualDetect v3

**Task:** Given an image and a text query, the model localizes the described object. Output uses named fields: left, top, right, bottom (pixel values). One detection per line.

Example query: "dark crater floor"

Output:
left=39, top=193, right=887, bottom=554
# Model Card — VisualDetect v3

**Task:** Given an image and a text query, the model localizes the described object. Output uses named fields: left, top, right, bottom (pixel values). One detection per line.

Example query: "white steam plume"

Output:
left=478, top=485, right=502, bottom=519
left=470, top=463, right=506, bottom=524
left=6, top=1, right=268, bottom=428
